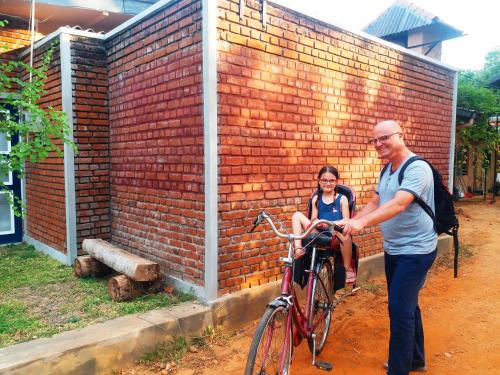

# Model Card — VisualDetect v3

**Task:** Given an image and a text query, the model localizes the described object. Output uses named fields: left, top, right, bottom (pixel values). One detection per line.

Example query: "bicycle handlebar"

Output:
left=249, top=210, right=343, bottom=239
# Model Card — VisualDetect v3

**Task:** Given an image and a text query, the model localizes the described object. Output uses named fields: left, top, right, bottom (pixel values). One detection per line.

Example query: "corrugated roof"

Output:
left=363, top=0, right=462, bottom=38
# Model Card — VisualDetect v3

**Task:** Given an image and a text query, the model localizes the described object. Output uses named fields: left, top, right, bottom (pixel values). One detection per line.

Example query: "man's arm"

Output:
left=337, top=190, right=415, bottom=235
left=352, top=194, right=380, bottom=219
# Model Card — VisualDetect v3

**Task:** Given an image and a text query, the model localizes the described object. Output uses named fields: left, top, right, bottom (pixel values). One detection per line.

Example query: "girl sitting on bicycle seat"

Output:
left=292, top=165, right=355, bottom=283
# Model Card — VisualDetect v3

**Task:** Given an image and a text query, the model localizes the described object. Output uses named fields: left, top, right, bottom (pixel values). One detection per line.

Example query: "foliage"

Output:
left=0, top=20, right=75, bottom=216
left=457, top=48, right=500, bottom=171
left=0, top=243, right=194, bottom=348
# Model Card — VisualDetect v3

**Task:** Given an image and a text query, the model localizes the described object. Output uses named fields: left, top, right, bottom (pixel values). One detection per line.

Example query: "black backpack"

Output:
left=381, top=156, right=460, bottom=277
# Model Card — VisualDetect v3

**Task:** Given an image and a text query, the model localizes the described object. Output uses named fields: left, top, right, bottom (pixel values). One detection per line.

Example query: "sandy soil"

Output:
left=123, top=201, right=500, bottom=375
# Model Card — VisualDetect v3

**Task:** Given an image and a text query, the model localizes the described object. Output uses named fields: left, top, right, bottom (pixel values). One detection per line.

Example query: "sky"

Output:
left=271, top=0, right=499, bottom=71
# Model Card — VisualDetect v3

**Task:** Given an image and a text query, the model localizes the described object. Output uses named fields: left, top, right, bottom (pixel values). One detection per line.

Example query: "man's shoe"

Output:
left=383, top=362, right=427, bottom=372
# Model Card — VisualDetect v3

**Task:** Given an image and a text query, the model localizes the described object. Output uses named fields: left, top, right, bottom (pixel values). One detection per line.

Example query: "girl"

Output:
left=292, top=165, right=356, bottom=283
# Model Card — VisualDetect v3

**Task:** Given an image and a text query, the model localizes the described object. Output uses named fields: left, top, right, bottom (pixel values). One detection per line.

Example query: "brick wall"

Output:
left=24, top=42, right=67, bottom=253
left=70, top=36, right=111, bottom=252
left=106, top=0, right=205, bottom=285
left=217, top=0, right=455, bottom=293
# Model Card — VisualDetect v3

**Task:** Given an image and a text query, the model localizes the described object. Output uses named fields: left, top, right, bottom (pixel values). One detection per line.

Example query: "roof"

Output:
left=456, top=108, right=478, bottom=121
left=0, top=0, right=159, bottom=34
left=363, top=0, right=463, bottom=40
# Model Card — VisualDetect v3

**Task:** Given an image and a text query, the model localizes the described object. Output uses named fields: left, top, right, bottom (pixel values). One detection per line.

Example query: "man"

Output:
left=337, top=120, right=437, bottom=375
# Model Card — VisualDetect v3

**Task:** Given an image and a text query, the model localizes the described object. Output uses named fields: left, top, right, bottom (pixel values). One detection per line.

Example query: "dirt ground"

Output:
left=123, top=201, right=500, bottom=375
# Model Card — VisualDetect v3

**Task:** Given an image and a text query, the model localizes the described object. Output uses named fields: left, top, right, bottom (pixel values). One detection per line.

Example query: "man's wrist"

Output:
left=358, top=217, right=369, bottom=229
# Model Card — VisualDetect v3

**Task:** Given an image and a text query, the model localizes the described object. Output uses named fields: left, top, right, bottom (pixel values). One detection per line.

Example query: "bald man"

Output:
left=337, top=120, right=436, bottom=375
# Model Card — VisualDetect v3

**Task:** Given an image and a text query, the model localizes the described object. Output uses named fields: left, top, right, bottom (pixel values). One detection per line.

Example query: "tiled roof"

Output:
left=363, top=0, right=462, bottom=38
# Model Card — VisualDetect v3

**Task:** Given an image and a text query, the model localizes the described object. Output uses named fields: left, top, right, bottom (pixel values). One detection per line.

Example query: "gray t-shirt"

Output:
left=376, top=155, right=437, bottom=255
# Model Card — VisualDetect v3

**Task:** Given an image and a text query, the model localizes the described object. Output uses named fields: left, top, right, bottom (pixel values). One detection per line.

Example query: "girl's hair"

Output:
left=315, top=165, right=340, bottom=209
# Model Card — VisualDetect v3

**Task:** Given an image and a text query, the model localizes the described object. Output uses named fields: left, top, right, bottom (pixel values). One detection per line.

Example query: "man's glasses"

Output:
left=319, top=179, right=337, bottom=185
left=367, top=132, right=401, bottom=145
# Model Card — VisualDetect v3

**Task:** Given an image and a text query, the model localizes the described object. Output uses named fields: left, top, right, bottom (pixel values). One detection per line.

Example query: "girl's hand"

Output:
left=317, top=223, right=329, bottom=230
left=312, top=219, right=328, bottom=230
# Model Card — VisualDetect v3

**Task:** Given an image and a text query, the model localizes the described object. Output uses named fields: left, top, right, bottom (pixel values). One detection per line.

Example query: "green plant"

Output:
left=1, top=20, right=75, bottom=216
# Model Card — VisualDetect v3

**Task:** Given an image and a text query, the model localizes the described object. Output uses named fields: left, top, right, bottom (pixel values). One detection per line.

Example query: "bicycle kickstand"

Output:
left=311, top=333, right=333, bottom=371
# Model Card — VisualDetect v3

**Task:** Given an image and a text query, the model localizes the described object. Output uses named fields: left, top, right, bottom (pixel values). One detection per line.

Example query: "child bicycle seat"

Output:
left=306, top=184, right=356, bottom=220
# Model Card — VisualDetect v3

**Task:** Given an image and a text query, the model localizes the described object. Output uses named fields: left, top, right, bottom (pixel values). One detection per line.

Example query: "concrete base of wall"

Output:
left=0, top=236, right=452, bottom=374
left=0, top=304, right=212, bottom=375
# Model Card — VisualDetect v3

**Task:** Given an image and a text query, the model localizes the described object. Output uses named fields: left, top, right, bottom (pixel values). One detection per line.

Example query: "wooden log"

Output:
left=82, top=239, right=161, bottom=281
left=108, top=275, right=145, bottom=302
left=74, top=255, right=112, bottom=278
left=108, top=275, right=164, bottom=301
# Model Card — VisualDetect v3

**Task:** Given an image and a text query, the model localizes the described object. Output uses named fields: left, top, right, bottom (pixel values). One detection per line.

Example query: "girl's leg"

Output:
left=292, top=211, right=310, bottom=256
left=337, top=232, right=352, bottom=269
left=337, top=233, right=355, bottom=282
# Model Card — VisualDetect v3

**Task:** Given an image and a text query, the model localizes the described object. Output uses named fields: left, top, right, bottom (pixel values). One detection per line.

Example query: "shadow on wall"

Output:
left=216, top=0, right=455, bottom=294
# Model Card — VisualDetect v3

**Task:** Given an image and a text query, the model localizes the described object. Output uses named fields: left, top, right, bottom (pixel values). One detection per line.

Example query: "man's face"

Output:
left=370, top=125, right=402, bottom=159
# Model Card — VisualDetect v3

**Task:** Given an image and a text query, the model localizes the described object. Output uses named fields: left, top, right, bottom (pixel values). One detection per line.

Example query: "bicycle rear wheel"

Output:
left=244, top=304, right=292, bottom=375
left=307, top=259, right=334, bottom=354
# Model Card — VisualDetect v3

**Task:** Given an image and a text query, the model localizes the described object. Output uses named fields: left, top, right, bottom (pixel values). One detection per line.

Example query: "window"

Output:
left=0, top=191, right=14, bottom=234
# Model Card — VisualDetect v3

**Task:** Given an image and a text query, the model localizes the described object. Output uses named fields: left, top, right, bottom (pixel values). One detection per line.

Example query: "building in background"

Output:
left=363, top=0, right=463, bottom=60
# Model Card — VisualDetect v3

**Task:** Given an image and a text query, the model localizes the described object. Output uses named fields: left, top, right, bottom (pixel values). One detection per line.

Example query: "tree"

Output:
left=457, top=48, right=500, bottom=193
left=0, top=20, right=75, bottom=215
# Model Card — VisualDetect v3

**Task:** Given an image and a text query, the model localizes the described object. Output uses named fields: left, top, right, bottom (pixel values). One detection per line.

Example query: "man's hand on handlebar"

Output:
left=334, top=218, right=365, bottom=236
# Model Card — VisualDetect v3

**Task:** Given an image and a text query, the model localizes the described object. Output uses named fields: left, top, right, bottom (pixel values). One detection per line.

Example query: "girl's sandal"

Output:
left=295, top=247, right=306, bottom=260
left=346, top=270, right=357, bottom=284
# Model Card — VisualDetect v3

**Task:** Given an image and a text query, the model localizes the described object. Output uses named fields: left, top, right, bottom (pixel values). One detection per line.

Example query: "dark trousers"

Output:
left=384, top=250, right=437, bottom=375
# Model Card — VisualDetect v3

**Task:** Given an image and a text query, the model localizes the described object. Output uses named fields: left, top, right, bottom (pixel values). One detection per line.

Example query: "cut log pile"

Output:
left=74, top=239, right=163, bottom=301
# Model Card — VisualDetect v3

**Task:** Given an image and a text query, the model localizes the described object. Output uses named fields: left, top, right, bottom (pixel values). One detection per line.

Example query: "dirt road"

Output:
left=126, top=201, right=500, bottom=375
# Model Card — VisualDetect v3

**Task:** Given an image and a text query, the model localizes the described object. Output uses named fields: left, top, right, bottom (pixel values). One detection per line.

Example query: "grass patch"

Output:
left=140, top=326, right=233, bottom=367
left=435, top=242, right=474, bottom=269
left=190, top=325, right=233, bottom=348
left=360, top=281, right=384, bottom=295
left=0, top=243, right=194, bottom=348
left=140, top=336, right=188, bottom=365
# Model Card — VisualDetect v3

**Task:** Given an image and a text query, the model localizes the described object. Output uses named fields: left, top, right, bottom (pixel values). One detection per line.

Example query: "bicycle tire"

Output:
left=307, top=259, right=334, bottom=354
left=244, top=304, right=293, bottom=375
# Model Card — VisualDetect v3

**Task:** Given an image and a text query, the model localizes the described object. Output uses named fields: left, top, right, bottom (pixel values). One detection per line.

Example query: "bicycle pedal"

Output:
left=314, top=360, right=333, bottom=371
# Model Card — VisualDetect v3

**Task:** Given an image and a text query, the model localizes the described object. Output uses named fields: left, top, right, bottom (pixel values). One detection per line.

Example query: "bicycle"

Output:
left=244, top=210, right=356, bottom=374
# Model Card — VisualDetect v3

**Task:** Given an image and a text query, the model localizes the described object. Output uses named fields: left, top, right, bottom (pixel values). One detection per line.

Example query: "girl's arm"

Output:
left=310, top=195, right=319, bottom=221
left=340, top=195, right=350, bottom=219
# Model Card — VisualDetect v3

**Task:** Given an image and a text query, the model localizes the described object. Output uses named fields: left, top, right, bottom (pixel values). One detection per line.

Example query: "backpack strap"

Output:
left=380, top=163, right=390, bottom=180
left=397, top=156, right=435, bottom=220
left=452, top=224, right=459, bottom=278
left=397, top=155, right=423, bottom=185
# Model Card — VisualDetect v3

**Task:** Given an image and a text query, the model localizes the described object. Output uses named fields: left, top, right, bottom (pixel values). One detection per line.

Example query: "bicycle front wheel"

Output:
left=244, top=304, right=293, bottom=375
left=307, top=259, right=334, bottom=354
